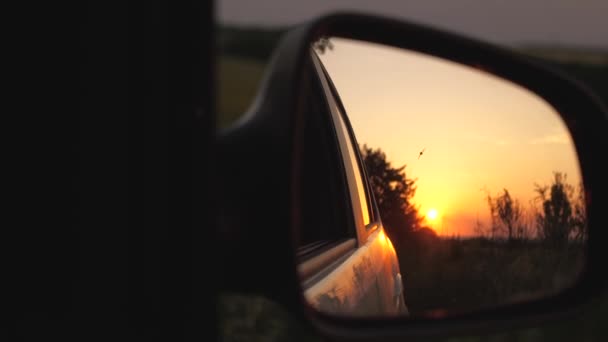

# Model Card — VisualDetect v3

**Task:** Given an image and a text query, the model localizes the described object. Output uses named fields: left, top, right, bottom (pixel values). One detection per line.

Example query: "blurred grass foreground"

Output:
left=395, top=233, right=585, bottom=315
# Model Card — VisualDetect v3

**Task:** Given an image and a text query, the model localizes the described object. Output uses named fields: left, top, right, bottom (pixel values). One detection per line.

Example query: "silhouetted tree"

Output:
left=486, top=189, right=526, bottom=242
left=360, top=145, right=422, bottom=245
left=535, top=172, right=576, bottom=246
left=571, top=182, right=587, bottom=243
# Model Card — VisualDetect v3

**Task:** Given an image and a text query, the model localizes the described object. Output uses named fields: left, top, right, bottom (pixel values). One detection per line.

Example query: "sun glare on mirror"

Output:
left=427, top=208, right=438, bottom=221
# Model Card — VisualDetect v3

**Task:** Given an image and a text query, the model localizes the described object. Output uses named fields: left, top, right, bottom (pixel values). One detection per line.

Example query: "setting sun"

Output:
left=427, top=208, right=439, bottom=221
left=318, top=38, right=582, bottom=237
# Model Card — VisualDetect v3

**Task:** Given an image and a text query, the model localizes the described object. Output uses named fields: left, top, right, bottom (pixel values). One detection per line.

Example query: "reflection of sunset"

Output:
left=427, top=209, right=438, bottom=221
left=318, top=38, right=582, bottom=237
left=378, top=228, right=394, bottom=252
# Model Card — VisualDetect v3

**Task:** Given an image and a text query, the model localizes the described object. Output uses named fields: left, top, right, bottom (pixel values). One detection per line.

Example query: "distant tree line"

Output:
left=360, top=144, right=587, bottom=247
left=483, top=172, right=587, bottom=245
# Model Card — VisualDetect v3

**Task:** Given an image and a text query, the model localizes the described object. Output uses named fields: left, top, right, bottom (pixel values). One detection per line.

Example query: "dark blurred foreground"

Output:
left=396, top=232, right=585, bottom=315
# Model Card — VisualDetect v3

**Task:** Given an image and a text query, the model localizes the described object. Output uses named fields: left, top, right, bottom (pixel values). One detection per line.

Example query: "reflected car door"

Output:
left=298, top=51, right=407, bottom=316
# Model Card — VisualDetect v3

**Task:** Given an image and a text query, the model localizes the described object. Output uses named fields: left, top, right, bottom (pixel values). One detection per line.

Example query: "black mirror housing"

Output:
left=217, top=12, right=608, bottom=340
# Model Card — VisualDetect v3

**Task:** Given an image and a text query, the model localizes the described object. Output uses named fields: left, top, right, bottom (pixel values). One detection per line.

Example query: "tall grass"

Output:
left=395, top=235, right=585, bottom=316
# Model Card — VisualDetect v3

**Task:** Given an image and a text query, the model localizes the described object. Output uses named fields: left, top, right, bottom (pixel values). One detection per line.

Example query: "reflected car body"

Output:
left=296, top=51, right=407, bottom=316
left=301, top=228, right=406, bottom=316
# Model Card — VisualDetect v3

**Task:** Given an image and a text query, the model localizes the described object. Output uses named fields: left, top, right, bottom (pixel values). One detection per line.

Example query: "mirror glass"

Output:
left=297, top=37, right=587, bottom=318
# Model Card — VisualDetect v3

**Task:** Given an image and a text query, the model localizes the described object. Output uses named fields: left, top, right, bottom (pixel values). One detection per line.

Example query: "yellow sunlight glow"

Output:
left=318, top=37, right=582, bottom=237
left=427, top=208, right=439, bottom=221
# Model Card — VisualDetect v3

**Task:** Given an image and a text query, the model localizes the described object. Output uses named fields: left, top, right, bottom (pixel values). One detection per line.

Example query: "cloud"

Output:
left=530, top=132, right=571, bottom=145
left=467, top=134, right=510, bottom=146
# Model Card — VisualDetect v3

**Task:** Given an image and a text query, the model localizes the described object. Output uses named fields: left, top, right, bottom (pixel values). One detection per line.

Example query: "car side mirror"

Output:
left=217, top=12, right=608, bottom=340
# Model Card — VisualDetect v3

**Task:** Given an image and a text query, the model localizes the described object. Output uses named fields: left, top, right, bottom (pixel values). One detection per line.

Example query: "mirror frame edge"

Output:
left=291, top=11, right=608, bottom=340
left=217, top=10, right=608, bottom=341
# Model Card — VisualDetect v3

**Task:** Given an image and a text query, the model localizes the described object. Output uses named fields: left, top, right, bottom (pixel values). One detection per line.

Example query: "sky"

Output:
left=218, top=0, right=608, bottom=49
left=317, top=38, right=582, bottom=236
left=218, top=0, right=597, bottom=236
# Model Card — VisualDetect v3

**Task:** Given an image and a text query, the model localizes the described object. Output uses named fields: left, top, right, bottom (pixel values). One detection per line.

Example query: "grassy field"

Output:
left=394, top=236, right=585, bottom=315
left=220, top=238, right=601, bottom=342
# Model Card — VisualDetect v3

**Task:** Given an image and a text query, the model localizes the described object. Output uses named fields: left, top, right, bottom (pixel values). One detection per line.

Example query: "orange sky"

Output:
left=317, top=38, right=582, bottom=236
